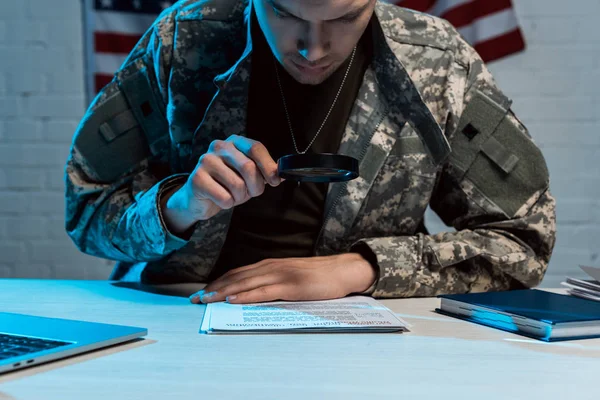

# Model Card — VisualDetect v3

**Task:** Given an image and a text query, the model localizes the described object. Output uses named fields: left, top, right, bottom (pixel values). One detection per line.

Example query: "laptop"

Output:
left=0, top=312, right=147, bottom=373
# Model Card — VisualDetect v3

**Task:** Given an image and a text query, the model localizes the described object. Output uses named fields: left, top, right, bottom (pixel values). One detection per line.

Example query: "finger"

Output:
left=199, top=153, right=249, bottom=204
left=205, top=259, right=277, bottom=292
left=205, top=264, right=274, bottom=294
left=202, top=274, right=281, bottom=303
left=217, top=258, right=281, bottom=281
left=227, top=135, right=281, bottom=187
left=189, top=289, right=211, bottom=304
left=205, top=256, right=303, bottom=293
left=219, top=148, right=265, bottom=198
left=190, top=169, right=234, bottom=210
left=226, top=284, right=287, bottom=304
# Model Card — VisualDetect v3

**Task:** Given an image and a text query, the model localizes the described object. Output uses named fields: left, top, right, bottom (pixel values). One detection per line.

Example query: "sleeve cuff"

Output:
left=134, top=173, right=191, bottom=256
left=350, top=242, right=379, bottom=295
left=350, top=236, right=422, bottom=298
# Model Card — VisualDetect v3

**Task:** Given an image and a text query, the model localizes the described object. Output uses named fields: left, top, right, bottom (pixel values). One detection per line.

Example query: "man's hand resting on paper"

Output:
left=189, top=253, right=377, bottom=304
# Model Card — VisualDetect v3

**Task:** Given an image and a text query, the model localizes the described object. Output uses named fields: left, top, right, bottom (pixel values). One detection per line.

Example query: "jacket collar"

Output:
left=193, top=0, right=449, bottom=163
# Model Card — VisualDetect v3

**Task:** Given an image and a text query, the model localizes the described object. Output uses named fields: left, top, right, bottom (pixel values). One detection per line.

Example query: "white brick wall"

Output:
left=0, top=0, right=112, bottom=279
left=0, top=0, right=598, bottom=286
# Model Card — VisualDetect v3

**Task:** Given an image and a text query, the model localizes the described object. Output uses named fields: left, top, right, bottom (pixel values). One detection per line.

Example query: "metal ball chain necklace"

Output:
left=273, top=46, right=357, bottom=155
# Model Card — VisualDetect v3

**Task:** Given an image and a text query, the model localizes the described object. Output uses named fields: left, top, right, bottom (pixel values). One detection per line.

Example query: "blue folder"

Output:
left=436, top=289, right=600, bottom=341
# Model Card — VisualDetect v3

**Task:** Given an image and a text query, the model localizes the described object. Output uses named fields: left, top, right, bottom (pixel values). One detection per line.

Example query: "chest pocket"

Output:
left=353, top=125, right=439, bottom=238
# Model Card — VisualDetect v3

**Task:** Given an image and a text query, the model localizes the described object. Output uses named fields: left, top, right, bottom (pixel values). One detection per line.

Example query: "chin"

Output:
left=283, top=60, right=339, bottom=85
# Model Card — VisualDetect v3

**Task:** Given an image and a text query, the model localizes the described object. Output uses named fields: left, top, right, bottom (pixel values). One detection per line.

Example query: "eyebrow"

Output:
left=268, top=0, right=370, bottom=21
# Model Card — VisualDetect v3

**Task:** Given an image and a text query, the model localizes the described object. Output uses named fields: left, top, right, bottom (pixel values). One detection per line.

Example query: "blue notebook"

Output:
left=436, top=289, right=600, bottom=341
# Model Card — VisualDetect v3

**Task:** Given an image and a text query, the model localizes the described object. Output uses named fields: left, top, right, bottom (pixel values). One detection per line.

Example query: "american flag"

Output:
left=395, top=0, right=525, bottom=62
left=84, top=0, right=525, bottom=98
left=84, top=0, right=175, bottom=99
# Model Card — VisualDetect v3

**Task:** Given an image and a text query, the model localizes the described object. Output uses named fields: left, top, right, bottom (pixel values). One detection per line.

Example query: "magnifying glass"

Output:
left=277, top=153, right=359, bottom=183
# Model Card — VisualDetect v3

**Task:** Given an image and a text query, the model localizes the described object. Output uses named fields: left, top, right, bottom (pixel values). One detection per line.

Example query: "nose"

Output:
left=297, top=22, right=330, bottom=63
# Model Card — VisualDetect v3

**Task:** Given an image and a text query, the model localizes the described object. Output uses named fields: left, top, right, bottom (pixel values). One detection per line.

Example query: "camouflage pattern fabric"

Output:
left=65, top=0, right=556, bottom=297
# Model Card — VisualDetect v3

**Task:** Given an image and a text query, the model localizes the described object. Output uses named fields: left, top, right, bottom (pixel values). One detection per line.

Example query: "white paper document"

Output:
left=561, top=265, right=600, bottom=302
left=199, top=296, right=409, bottom=335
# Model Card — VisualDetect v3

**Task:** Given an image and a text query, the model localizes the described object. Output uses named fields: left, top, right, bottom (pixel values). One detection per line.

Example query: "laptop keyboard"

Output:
left=0, top=333, right=71, bottom=360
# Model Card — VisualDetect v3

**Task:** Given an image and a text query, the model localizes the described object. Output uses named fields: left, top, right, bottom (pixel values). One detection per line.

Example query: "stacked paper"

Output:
left=561, top=266, right=600, bottom=302
left=199, top=296, right=410, bottom=335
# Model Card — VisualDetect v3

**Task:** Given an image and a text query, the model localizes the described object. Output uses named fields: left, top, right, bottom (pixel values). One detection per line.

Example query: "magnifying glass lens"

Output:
left=277, top=154, right=359, bottom=183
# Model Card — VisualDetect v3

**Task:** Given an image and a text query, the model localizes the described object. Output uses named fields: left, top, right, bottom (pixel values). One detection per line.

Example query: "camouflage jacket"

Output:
left=65, top=0, right=556, bottom=297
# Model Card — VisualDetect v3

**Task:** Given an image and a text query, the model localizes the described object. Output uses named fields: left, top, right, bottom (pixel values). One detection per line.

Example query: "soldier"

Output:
left=65, top=0, right=556, bottom=305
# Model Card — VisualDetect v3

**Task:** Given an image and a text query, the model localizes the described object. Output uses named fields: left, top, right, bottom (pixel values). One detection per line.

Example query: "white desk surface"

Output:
left=0, top=280, right=598, bottom=400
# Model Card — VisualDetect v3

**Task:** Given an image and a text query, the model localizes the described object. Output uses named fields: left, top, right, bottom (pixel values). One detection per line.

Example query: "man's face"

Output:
left=253, top=0, right=376, bottom=85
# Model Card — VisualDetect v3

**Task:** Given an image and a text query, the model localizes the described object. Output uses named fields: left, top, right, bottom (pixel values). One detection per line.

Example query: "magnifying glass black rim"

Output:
left=277, top=153, right=359, bottom=183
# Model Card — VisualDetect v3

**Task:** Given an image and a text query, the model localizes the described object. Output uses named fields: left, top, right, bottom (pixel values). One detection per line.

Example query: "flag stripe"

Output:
left=398, top=0, right=436, bottom=12
left=94, top=0, right=171, bottom=14
left=428, top=0, right=472, bottom=18
left=441, top=0, right=514, bottom=28
left=95, top=74, right=114, bottom=92
left=457, top=8, right=519, bottom=44
left=95, top=53, right=128, bottom=75
left=94, top=10, right=157, bottom=35
left=95, top=32, right=141, bottom=54
left=474, top=28, right=524, bottom=63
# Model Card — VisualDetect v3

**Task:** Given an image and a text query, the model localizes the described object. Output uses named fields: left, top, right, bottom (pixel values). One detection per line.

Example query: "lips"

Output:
left=292, top=60, right=331, bottom=73
left=296, top=62, right=328, bottom=70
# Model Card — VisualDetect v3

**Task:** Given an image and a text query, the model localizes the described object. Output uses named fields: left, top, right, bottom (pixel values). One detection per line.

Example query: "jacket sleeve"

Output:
left=65, top=10, right=191, bottom=263
left=354, top=42, right=557, bottom=298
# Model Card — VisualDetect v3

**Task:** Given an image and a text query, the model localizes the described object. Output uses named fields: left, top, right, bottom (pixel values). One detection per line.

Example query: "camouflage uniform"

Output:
left=65, top=0, right=556, bottom=297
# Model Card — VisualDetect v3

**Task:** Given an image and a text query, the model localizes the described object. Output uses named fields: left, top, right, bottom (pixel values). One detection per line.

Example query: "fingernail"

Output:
left=201, top=291, right=217, bottom=303
left=226, top=295, right=237, bottom=303
left=189, top=290, right=205, bottom=302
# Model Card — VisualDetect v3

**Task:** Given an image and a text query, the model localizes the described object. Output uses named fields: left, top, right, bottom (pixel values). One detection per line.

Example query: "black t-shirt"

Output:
left=209, top=15, right=373, bottom=280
